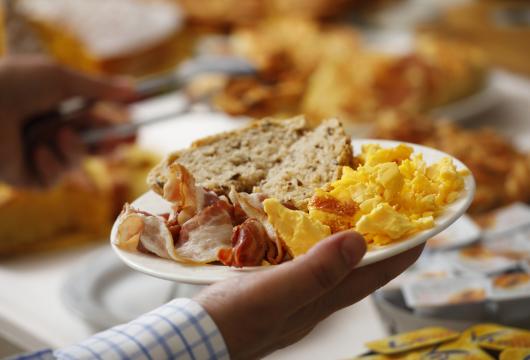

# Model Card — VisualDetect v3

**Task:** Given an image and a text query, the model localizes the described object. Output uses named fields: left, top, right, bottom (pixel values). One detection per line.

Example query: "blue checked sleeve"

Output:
left=52, top=298, right=229, bottom=360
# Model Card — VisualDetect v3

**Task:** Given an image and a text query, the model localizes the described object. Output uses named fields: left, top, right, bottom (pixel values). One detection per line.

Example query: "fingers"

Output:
left=285, top=245, right=424, bottom=334
left=33, top=146, right=67, bottom=186
left=56, top=127, right=85, bottom=165
left=253, top=231, right=366, bottom=314
left=313, top=244, right=424, bottom=314
left=2, top=56, right=136, bottom=117
left=194, top=232, right=366, bottom=360
left=59, top=67, right=136, bottom=103
left=31, top=127, right=85, bottom=186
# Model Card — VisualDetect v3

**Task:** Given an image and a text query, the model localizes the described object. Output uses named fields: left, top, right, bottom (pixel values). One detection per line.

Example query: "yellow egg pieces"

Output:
left=310, top=143, right=466, bottom=246
left=263, top=198, right=331, bottom=257
left=263, top=143, right=467, bottom=257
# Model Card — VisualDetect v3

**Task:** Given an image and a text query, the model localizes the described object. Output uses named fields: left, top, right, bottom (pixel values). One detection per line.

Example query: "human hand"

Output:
left=0, top=56, right=137, bottom=187
left=195, top=231, right=423, bottom=359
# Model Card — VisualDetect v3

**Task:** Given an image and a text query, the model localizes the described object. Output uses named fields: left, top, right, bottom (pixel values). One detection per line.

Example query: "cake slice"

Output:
left=16, top=0, right=194, bottom=76
left=0, top=146, right=160, bottom=257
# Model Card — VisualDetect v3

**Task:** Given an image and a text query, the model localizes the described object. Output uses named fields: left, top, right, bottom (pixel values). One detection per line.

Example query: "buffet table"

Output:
left=0, top=70, right=529, bottom=359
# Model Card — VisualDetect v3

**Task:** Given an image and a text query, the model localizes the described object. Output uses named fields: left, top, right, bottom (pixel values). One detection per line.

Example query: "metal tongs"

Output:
left=23, top=56, right=257, bottom=150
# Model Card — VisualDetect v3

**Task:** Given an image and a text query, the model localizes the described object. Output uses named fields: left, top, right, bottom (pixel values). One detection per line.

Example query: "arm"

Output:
left=8, top=299, right=228, bottom=360
left=54, top=299, right=228, bottom=360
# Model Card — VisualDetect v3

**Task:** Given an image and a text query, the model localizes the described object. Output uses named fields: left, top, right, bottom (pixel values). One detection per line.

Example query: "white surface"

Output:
left=111, top=139, right=475, bottom=284
left=431, top=80, right=498, bottom=122
left=0, top=70, right=529, bottom=358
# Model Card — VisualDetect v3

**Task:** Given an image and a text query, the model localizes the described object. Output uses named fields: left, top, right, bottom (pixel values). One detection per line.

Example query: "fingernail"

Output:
left=340, top=233, right=363, bottom=267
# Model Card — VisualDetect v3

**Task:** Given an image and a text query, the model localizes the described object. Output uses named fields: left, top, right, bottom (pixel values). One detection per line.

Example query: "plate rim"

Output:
left=430, top=76, right=498, bottom=122
left=61, top=246, right=134, bottom=328
left=111, top=138, right=476, bottom=284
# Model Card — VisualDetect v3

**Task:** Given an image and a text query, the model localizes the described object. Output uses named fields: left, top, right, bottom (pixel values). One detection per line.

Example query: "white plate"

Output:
left=111, top=139, right=475, bottom=284
left=425, top=214, right=481, bottom=251
left=430, top=80, right=498, bottom=122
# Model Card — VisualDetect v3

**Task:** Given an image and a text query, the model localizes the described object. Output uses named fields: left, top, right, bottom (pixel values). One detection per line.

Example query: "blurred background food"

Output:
left=8, top=0, right=195, bottom=76
left=0, top=0, right=528, bottom=254
left=418, top=0, right=530, bottom=76
left=371, top=111, right=530, bottom=215
left=0, top=145, right=160, bottom=257
left=210, top=21, right=487, bottom=124
left=1, top=0, right=530, bottom=356
left=175, top=0, right=362, bottom=27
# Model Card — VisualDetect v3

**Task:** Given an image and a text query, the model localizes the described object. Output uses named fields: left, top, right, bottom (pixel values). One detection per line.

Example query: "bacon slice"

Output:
left=228, top=189, right=272, bottom=235
left=308, top=192, right=358, bottom=233
left=114, top=204, right=144, bottom=251
left=118, top=164, right=295, bottom=266
left=176, top=202, right=234, bottom=263
left=114, top=204, right=179, bottom=260
left=219, top=218, right=268, bottom=267
left=138, top=215, right=177, bottom=259
left=228, top=189, right=291, bottom=264
left=163, top=163, right=220, bottom=224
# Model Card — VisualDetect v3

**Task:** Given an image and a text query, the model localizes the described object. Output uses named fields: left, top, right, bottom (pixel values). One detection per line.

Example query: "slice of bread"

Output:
left=148, top=116, right=352, bottom=210
left=255, top=118, right=352, bottom=210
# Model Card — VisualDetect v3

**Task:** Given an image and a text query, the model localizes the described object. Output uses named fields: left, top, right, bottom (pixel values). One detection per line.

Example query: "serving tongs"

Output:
left=23, top=56, right=257, bottom=150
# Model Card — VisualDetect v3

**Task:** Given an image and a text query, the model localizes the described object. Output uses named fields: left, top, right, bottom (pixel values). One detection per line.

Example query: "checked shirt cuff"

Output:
left=54, top=298, right=229, bottom=360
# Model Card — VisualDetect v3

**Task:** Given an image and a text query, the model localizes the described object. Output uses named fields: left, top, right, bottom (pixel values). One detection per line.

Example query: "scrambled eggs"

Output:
left=264, top=144, right=467, bottom=256
left=263, top=198, right=330, bottom=257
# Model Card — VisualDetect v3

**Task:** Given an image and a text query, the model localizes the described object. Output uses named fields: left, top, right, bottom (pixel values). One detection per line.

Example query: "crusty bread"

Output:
left=148, top=116, right=352, bottom=209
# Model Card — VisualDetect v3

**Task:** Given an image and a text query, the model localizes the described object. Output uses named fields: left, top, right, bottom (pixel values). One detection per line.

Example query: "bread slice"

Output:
left=148, top=116, right=352, bottom=210
left=148, top=117, right=307, bottom=195
left=255, top=118, right=352, bottom=210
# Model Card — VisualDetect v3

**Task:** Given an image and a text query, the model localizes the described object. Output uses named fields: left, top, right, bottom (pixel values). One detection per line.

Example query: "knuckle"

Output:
left=309, top=261, right=338, bottom=291
left=39, top=58, right=58, bottom=70
left=31, top=57, right=61, bottom=75
left=376, top=270, right=395, bottom=290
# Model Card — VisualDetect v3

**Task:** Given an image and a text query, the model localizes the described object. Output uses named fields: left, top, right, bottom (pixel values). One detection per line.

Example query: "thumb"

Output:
left=261, top=231, right=366, bottom=313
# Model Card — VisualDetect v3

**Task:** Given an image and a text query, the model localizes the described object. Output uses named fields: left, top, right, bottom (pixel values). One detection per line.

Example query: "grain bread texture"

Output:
left=148, top=117, right=307, bottom=195
left=255, top=118, right=352, bottom=210
left=148, top=116, right=352, bottom=209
